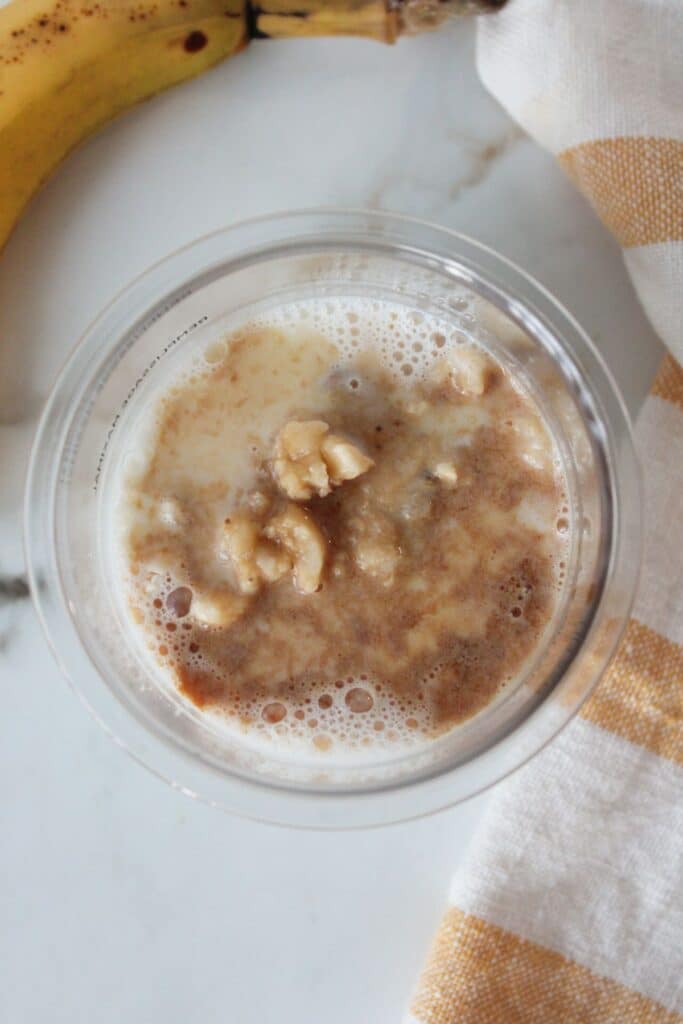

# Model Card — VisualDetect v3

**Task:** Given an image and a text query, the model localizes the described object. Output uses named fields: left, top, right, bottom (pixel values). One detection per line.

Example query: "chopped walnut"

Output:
left=221, top=512, right=263, bottom=594
left=434, top=345, right=496, bottom=397
left=265, top=503, right=326, bottom=594
left=273, top=420, right=330, bottom=499
left=222, top=510, right=292, bottom=594
left=320, top=433, right=374, bottom=486
left=254, top=542, right=293, bottom=584
left=272, top=419, right=373, bottom=500
left=191, top=588, right=249, bottom=628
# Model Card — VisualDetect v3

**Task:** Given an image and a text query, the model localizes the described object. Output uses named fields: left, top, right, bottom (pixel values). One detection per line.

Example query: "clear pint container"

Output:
left=25, top=211, right=640, bottom=827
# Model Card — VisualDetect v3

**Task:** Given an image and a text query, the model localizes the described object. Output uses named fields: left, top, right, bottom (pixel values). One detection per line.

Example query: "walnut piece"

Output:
left=273, top=420, right=330, bottom=500
left=192, top=588, right=249, bottom=628
left=265, top=503, right=327, bottom=594
left=221, top=512, right=263, bottom=594
left=273, top=419, right=373, bottom=500
left=222, top=510, right=292, bottom=594
left=320, top=434, right=374, bottom=486
left=434, top=345, right=496, bottom=397
left=254, top=542, right=293, bottom=584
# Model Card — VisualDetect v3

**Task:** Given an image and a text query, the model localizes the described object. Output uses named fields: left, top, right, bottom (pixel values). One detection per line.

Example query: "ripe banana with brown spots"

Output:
left=0, top=0, right=504, bottom=253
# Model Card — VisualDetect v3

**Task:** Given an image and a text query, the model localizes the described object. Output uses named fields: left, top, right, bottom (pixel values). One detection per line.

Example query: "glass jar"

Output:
left=25, top=210, right=640, bottom=827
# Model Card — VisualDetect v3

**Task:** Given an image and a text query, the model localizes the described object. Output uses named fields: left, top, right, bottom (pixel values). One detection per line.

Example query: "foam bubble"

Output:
left=245, top=295, right=482, bottom=388
left=128, top=564, right=439, bottom=757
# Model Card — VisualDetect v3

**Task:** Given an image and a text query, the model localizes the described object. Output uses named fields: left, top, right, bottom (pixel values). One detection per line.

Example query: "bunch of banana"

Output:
left=0, top=0, right=504, bottom=253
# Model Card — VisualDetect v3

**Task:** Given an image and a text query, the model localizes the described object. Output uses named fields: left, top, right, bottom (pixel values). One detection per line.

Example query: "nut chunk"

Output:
left=221, top=512, right=264, bottom=595
left=222, top=510, right=292, bottom=594
left=192, top=588, right=249, bottom=628
left=265, top=503, right=326, bottom=594
left=434, top=345, right=496, bottom=397
left=273, top=420, right=330, bottom=500
left=273, top=419, right=373, bottom=500
left=321, top=434, right=374, bottom=486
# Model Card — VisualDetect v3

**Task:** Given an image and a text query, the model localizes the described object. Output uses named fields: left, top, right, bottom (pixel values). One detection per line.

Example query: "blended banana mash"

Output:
left=116, top=299, right=570, bottom=753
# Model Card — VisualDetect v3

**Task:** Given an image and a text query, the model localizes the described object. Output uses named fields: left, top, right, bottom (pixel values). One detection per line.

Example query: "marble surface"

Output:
left=0, top=22, right=663, bottom=1024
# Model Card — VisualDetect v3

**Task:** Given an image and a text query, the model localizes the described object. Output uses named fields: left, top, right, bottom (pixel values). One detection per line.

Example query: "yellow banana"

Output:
left=0, top=0, right=502, bottom=254
left=0, top=0, right=250, bottom=251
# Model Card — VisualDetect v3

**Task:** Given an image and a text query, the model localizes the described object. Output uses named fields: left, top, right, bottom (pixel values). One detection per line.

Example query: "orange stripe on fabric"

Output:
left=580, top=619, right=682, bottom=765
left=558, top=137, right=683, bottom=248
left=651, top=353, right=683, bottom=410
left=410, top=907, right=681, bottom=1024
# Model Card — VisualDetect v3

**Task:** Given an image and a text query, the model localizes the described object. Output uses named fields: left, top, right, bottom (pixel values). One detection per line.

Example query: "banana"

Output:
left=0, top=0, right=503, bottom=254
left=0, top=0, right=249, bottom=251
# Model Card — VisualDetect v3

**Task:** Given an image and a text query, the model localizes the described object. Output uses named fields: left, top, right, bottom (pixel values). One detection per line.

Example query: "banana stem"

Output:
left=0, top=0, right=507, bottom=255
left=248, top=0, right=506, bottom=42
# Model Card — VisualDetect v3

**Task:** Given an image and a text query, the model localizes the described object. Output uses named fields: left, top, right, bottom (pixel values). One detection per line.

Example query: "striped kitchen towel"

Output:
left=409, top=1, right=683, bottom=1021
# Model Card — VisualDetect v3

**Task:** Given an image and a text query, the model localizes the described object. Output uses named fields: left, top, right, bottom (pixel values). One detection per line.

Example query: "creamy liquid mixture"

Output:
left=115, top=299, right=570, bottom=754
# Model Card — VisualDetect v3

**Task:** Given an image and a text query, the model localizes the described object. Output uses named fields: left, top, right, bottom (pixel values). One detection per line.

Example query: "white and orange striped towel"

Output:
left=410, top=1, right=683, bottom=1021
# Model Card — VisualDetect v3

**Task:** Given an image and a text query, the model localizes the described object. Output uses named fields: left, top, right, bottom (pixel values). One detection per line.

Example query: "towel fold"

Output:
left=409, top=1, right=683, bottom=1020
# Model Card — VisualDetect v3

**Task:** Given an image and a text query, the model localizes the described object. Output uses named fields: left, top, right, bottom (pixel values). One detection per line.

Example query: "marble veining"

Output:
left=447, top=125, right=524, bottom=199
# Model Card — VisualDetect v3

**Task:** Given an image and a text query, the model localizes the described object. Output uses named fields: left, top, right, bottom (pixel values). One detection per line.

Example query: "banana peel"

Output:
left=0, top=0, right=503, bottom=253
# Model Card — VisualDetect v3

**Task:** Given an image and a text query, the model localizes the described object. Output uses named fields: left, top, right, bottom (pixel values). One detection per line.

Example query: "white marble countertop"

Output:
left=1, top=22, right=663, bottom=1024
